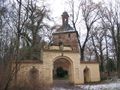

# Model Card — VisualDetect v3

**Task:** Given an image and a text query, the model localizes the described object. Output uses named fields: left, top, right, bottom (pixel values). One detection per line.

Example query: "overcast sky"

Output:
left=46, top=0, right=110, bottom=25
left=44, top=0, right=113, bottom=42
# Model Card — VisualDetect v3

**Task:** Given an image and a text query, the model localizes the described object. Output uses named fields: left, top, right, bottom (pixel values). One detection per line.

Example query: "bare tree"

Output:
left=99, top=0, right=120, bottom=77
left=0, top=0, right=51, bottom=89
left=68, top=0, right=101, bottom=61
left=90, top=27, right=106, bottom=72
left=0, top=0, right=17, bottom=90
left=19, top=0, right=51, bottom=60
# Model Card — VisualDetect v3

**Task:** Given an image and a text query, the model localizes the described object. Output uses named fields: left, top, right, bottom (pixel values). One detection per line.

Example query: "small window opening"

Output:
left=68, top=34, right=70, bottom=38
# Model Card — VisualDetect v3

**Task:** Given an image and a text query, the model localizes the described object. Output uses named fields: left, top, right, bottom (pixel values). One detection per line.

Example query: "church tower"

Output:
left=15, top=12, right=100, bottom=86
left=62, top=11, right=69, bottom=27
left=52, top=12, right=79, bottom=52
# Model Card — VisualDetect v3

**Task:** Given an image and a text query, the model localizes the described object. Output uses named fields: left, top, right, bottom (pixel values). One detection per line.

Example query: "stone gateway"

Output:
left=16, top=12, right=100, bottom=85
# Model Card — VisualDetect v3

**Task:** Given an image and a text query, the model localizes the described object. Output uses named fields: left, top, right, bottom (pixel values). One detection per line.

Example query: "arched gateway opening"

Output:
left=53, top=56, right=73, bottom=83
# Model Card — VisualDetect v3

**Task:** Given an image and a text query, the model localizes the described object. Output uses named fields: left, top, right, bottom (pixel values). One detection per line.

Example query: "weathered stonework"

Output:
left=15, top=12, right=100, bottom=85
left=16, top=46, right=100, bottom=85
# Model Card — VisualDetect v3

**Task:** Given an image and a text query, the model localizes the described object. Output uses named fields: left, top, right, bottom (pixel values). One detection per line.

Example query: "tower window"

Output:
left=59, top=35, right=61, bottom=39
left=64, top=18, right=67, bottom=22
left=68, top=34, right=71, bottom=38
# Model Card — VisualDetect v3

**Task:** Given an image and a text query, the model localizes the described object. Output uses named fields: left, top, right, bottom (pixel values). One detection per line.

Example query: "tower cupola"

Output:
left=62, top=11, right=69, bottom=26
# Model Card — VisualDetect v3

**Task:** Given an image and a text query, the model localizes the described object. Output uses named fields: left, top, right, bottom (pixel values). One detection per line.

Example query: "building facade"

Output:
left=16, top=12, right=100, bottom=85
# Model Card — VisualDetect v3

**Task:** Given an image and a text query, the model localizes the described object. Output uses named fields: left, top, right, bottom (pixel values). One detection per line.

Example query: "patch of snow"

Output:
left=78, top=81, right=120, bottom=90
left=53, top=80, right=120, bottom=90
left=53, top=88, right=71, bottom=90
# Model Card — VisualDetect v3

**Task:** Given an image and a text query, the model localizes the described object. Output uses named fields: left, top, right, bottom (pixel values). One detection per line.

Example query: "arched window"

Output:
left=29, top=66, right=39, bottom=84
left=84, top=66, right=91, bottom=83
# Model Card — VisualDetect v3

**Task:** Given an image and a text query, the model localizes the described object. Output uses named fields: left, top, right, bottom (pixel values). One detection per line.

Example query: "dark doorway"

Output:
left=55, top=67, right=68, bottom=79
left=53, top=58, right=71, bottom=80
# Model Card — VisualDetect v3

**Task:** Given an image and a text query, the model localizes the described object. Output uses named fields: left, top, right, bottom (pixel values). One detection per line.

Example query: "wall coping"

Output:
left=12, top=60, right=43, bottom=64
left=80, top=61, right=99, bottom=64
left=43, top=49, right=79, bottom=53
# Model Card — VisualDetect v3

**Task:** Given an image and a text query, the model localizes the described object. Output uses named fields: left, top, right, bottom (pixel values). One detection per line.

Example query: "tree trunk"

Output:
left=99, top=41, right=104, bottom=72
left=81, top=48, right=84, bottom=61
left=117, top=53, right=120, bottom=77
left=91, top=36, right=99, bottom=61
left=15, top=0, right=22, bottom=86
left=117, top=42, right=120, bottom=77
left=100, top=58, right=104, bottom=72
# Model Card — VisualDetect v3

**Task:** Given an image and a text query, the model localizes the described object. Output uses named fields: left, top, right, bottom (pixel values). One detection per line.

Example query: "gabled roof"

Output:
left=56, top=24, right=74, bottom=32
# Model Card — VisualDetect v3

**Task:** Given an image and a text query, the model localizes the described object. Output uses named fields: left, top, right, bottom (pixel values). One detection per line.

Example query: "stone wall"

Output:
left=15, top=48, right=100, bottom=85
left=79, top=63, right=100, bottom=83
left=15, top=61, right=52, bottom=86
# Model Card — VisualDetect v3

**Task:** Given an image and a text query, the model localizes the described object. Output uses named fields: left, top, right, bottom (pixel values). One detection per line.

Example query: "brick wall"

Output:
left=52, top=31, right=79, bottom=52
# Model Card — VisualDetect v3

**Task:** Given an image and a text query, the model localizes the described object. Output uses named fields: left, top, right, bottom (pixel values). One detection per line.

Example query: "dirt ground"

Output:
left=53, top=80, right=83, bottom=90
